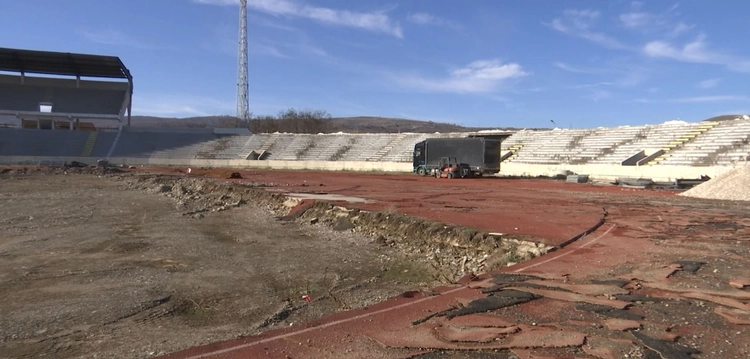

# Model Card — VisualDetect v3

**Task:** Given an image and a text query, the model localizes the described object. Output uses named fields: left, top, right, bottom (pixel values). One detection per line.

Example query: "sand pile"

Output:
left=680, top=166, right=750, bottom=201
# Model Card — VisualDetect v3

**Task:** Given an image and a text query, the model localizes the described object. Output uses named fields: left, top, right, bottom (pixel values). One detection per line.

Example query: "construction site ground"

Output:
left=1, top=166, right=749, bottom=359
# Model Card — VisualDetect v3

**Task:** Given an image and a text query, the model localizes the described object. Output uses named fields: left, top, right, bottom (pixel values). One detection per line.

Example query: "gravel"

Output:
left=680, top=166, right=750, bottom=201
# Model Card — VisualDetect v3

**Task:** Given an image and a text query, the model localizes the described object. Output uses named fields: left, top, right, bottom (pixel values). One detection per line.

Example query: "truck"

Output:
left=412, top=137, right=502, bottom=178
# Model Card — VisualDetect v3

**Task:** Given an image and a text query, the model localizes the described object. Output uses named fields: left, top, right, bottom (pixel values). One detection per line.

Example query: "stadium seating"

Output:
left=0, top=74, right=127, bottom=117
left=3, top=117, right=750, bottom=170
left=0, top=128, right=90, bottom=157
left=658, top=119, right=750, bottom=166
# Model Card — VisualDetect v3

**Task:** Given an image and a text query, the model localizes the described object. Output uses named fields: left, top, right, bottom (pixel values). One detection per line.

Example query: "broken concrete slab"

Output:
left=630, top=331, right=700, bottom=359
left=682, top=292, right=750, bottom=311
left=524, top=279, right=630, bottom=296
left=583, top=336, right=641, bottom=359
left=504, top=329, right=586, bottom=349
left=368, top=325, right=584, bottom=351
left=620, top=265, right=681, bottom=283
left=574, top=303, right=645, bottom=321
left=729, top=278, right=750, bottom=289
left=332, top=216, right=355, bottom=231
left=614, top=294, right=666, bottom=303
left=672, top=260, right=706, bottom=273
left=714, top=307, right=750, bottom=325
left=446, top=290, right=540, bottom=319
left=434, top=325, right=519, bottom=343
left=441, top=313, right=515, bottom=328
left=604, top=318, right=642, bottom=331
left=506, top=286, right=630, bottom=309
left=590, top=279, right=630, bottom=287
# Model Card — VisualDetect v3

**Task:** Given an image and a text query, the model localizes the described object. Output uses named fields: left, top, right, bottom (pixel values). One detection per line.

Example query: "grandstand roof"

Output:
left=0, top=47, right=132, bottom=80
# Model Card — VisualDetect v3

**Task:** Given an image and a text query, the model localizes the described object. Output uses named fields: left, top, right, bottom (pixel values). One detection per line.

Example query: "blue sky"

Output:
left=1, top=0, right=749, bottom=128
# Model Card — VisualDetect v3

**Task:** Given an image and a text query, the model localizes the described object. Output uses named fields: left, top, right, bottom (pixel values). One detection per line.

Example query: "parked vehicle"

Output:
left=413, top=137, right=501, bottom=177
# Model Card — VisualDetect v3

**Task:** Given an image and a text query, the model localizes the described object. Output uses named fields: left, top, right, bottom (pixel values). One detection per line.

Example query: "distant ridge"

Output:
left=127, top=115, right=518, bottom=133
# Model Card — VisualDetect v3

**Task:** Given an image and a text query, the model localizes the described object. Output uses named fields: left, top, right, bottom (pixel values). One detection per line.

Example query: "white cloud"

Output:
left=671, top=22, right=694, bottom=36
left=573, top=82, right=614, bottom=89
left=553, top=62, right=601, bottom=74
left=697, top=78, right=721, bottom=89
left=643, top=35, right=750, bottom=72
left=548, top=10, right=629, bottom=50
left=620, top=12, right=652, bottom=28
left=618, top=6, right=694, bottom=39
left=392, top=59, right=528, bottom=93
left=668, top=95, right=748, bottom=103
left=407, top=12, right=459, bottom=29
left=194, top=0, right=403, bottom=38
left=80, top=29, right=149, bottom=48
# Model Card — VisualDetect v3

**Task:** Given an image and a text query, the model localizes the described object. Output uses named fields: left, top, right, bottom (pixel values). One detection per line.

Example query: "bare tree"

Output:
left=248, top=108, right=335, bottom=133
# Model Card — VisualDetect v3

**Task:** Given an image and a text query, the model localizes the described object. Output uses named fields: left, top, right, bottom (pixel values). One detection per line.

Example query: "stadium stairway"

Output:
left=645, top=121, right=720, bottom=165
left=367, top=133, right=408, bottom=161
left=501, top=144, right=523, bottom=162
left=80, top=131, right=99, bottom=157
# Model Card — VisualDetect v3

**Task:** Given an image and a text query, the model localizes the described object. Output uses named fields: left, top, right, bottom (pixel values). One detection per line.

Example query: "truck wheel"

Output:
left=446, top=172, right=454, bottom=179
left=417, top=167, right=426, bottom=176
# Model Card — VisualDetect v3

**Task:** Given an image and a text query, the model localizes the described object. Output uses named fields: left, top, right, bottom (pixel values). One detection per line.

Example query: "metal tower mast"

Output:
left=236, top=0, right=249, bottom=121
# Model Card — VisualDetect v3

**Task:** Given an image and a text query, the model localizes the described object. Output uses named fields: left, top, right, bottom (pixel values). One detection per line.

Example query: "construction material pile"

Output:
left=680, top=166, right=750, bottom=201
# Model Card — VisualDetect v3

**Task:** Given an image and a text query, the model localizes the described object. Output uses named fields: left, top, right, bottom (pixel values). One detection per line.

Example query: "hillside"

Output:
left=128, top=115, right=511, bottom=133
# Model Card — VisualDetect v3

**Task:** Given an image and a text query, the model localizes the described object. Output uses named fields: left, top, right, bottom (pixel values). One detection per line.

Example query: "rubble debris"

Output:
left=446, top=290, right=539, bottom=319
left=97, top=159, right=109, bottom=168
left=682, top=292, right=750, bottom=311
left=590, top=279, right=631, bottom=287
left=434, top=325, right=519, bottom=343
left=574, top=303, right=644, bottom=321
left=442, top=313, right=515, bottom=328
left=523, top=279, right=630, bottom=296
left=504, top=329, right=586, bottom=349
left=729, top=279, right=750, bottom=289
left=630, top=331, right=700, bottom=359
left=583, top=336, right=643, bottom=359
left=614, top=294, right=665, bottom=303
left=228, top=172, right=243, bottom=179
left=332, top=217, right=355, bottom=231
left=507, top=287, right=630, bottom=309
left=714, top=307, right=750, bottom=325
left=604, top=318, right=642, bottom=331
left=672, top=260, right=705, bottom=273
left=65, top=161, right=87, bottom=168
left=680, top=166, right=750, bottom=201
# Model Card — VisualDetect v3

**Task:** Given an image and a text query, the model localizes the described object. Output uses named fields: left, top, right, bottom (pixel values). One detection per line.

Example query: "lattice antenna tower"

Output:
left=236, top=0, right=249, bottom=121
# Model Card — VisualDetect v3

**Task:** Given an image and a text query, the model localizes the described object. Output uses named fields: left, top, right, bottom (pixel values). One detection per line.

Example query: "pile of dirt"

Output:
left=680, top=166, right=750, bottom=201
left=293, top=201, right=550, bottom=281
left=120, top=174, right=288, bottom=218
left=0, top=164, right=124, bottom=177
left=114, top=173, right=550, bottom=282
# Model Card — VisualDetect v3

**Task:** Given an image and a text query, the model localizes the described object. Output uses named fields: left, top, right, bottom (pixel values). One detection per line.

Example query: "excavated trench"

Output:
left=118, top=172, right=553, bottom=282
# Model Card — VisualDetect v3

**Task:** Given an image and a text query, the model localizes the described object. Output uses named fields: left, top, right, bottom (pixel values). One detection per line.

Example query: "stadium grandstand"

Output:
left=0, top=47, right=133, bottom=130
left=1, top=48, right=750, bottom=182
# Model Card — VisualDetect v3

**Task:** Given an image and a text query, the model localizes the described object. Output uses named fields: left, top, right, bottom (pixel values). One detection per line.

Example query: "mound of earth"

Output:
left=680, top=166, right=750, bottom=201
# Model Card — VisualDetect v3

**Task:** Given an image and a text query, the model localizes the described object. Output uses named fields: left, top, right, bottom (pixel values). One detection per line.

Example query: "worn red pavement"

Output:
left=148, top=168, right=750, bottom=359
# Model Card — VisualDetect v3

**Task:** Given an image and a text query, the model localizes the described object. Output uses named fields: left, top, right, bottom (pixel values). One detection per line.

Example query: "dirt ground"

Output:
left=2, top=166, right=749, bottom=359
left=0, top=170, right=440, bottom=359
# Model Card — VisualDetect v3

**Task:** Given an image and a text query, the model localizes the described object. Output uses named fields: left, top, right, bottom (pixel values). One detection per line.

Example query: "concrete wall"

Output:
left=0, top=156, right=413, bottom=173
left=499, top=162, right=747, bottom=182
left=3, top=155, right=749, bottom=181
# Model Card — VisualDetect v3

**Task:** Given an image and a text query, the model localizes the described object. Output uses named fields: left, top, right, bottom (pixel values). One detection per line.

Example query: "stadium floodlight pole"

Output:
left=236, top=0, right=250, bottom=122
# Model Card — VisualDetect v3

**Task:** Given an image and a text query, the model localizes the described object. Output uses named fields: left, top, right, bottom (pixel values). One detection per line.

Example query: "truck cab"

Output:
left=413, top=141, right=427, bottom=175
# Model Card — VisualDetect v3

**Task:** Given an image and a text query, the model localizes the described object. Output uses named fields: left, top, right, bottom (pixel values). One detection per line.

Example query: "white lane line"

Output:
left=179, top=285, right=469, bottom=359
left=513, top=224, right=617, bottom=273
left=180, top=224, right=617, bottom=359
